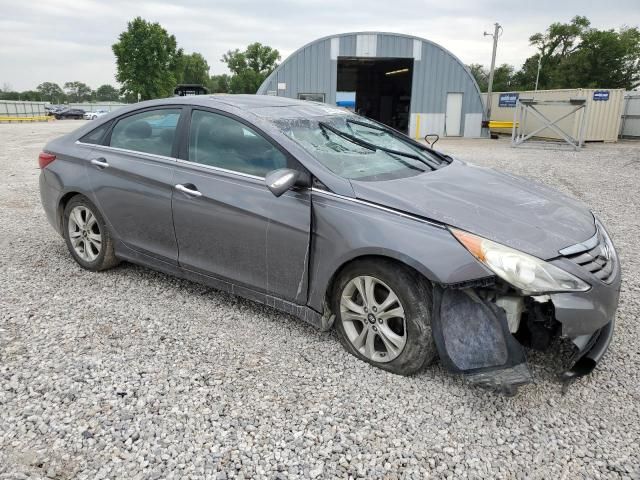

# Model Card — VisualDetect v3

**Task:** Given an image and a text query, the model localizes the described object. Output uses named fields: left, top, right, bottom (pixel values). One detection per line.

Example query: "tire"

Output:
left=333, top=258, right=437, bottom=376
left=63, top=195, right=119, bottom=271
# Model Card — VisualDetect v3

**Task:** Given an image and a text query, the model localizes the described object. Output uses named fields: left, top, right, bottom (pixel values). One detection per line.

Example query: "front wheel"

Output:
left=333, top=259, right=437, bottom=375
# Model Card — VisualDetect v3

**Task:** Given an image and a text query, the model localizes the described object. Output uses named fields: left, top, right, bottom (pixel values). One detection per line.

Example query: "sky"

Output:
left=1, top=0, right=638, bottom=91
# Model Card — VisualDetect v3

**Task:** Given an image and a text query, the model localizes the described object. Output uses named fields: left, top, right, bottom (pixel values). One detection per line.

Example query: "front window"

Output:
left=187, top=109, right=288, bottom=177
left=274, top=116, right=445, bottom=181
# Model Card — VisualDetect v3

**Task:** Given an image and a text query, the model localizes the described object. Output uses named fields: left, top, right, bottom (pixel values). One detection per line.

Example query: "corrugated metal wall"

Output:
left=620, top=92, right=640, bottom=138
left=484, top=89, right=625, bottom=142
left=0, top=101, right=127, bottom=118
left=257, top=32, right=486, bottom=138
left=0, top=100, right=47, bottom=116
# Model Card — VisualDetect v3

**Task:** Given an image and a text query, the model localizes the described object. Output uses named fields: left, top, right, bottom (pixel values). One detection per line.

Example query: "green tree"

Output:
left=511, top=55, right=541, bottom=91
left=63, top=81, right=93, bottom=102
left=0, top=84, right=19, bottom=100
left=112, top=17, right=183, bottom=100
left=178, top=52, right=210, bottom=85
left=491, top=64, right=516, bottom=92
left=554, top=26, right=640, bottom=89
left=222, top=42, right=280, bottom=93
left=36, top=82, right=65, bottom=102
left=467, top=63, right=514, bottom=92
left=95, top=84, right=120, bottom=101
left=513, top=16, right=640, bottom=90
left=207, top=74, right=231, bottom=93
left=467, top=63, right=488, bottom=92
left=19, top=90, right=42, bottom=101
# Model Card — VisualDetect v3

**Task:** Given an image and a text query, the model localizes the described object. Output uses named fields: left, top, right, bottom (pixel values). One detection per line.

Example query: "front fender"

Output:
left=307, top=191, right=493, bottom=312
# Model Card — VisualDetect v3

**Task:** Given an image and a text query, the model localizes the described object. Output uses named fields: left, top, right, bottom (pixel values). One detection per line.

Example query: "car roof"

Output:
left=138, top=94, right=351, bottom=120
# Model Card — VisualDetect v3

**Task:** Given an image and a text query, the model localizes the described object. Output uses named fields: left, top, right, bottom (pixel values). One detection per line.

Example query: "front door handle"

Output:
left=90, top=158, right=109, bottom=169
left=175, top=184, right=202, bottom=197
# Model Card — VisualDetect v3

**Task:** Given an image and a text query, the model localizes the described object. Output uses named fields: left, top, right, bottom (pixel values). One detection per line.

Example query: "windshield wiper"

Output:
left=346, top=118, right=449, bottom=167
left=319, top=121, right=435, bottom=171
left=319, top=122, right=376, bottom=151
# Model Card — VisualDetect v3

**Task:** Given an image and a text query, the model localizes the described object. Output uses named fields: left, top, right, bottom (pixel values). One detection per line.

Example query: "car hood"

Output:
left=350, top=160, right=595, bottom=260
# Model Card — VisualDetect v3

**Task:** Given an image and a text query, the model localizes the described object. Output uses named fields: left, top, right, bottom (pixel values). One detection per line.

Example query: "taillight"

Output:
left=38, top=152, right=56, bottom=169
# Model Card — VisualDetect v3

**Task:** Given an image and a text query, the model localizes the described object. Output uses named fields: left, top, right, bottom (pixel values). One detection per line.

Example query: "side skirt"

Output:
left=114, top=240, right=324, bottom=329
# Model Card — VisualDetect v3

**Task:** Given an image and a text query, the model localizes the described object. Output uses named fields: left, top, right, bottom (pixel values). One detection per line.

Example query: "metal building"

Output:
left=257, top=32, right=486, bottom=138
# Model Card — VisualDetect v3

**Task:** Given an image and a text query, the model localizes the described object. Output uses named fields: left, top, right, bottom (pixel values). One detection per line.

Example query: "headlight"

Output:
left=450, top=228, right=590, bottom=294
left=595, top=217, right=618, bottom=266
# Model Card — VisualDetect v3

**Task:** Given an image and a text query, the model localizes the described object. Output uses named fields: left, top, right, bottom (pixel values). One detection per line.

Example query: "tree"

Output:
left=112, top=17, right=183, bottom=100
left=467, top=63, right=488, bottom=92
left=222, top=42, right=280, bottom=93
left=491, top=64, right=516, bottom=92
left=510, top=16, right=640, bottom=90
left=37, top=82, right=66, bottom=103
left=64, top=81, right=93, bottom=102
left=554, top=26, right=640, bottom=89
left=467, top=63, right=514, bottom=92
left=178, top=52, right=210, bottom=85
left=19, top=90, right=42, bottom=101
left=95, top=84, right=120, bottom=101
left=207, top=74, right=231, bottom=93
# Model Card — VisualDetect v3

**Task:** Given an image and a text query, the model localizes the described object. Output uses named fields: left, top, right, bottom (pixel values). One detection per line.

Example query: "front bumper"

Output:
left=562, top=318, right=615, bottom=380
left=549, top=257, right=621, bottom=337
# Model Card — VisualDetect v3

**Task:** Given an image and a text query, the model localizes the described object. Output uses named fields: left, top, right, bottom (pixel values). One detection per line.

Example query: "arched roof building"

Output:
left=258, top=32, right=486, bottom=138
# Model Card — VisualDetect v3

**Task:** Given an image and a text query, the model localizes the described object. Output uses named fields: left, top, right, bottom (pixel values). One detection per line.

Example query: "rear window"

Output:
left=109, top=109, right=181, bottom=157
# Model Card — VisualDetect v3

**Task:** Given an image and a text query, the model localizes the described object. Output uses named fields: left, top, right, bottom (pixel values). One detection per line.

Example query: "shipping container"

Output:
left=483, top=88, right=625, bottom=142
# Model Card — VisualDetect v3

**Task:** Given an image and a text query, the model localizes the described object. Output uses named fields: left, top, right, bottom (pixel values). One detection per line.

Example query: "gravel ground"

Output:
left=1, top=121, right=639, bottom=479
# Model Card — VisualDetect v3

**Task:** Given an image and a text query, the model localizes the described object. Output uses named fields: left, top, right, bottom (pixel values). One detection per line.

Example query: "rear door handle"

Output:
left=90, top=158, right=109, bottom=169
left=175, top=184, right=202, bottom=197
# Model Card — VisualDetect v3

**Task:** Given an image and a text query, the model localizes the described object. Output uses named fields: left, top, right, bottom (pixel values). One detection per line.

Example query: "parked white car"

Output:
left=84, top=109, right=109, bottom=120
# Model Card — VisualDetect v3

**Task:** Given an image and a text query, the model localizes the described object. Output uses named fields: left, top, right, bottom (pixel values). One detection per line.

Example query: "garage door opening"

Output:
left=337, top=57, right=413, bottom=133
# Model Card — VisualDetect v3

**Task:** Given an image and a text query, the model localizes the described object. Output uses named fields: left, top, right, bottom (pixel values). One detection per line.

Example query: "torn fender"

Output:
left=431, top=286, right=533, bottom=395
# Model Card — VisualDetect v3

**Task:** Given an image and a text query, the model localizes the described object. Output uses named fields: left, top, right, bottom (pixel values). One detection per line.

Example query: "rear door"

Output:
left=172, top=107, right=312, bottom=302
left=84, top=107, right=183, bottom=263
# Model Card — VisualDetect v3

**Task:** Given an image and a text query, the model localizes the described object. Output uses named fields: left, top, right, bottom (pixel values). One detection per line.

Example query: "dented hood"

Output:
left=350, top=160, right=595, bottom=260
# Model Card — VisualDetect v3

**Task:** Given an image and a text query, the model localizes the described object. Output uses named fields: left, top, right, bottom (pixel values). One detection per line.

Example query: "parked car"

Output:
left=55, top=108, right=86, bottom=120
left=84, top=109, right=109, bottom=120
left=45, top=105, right=65, bottom=116
left=38, top=95, right=620, bottom=394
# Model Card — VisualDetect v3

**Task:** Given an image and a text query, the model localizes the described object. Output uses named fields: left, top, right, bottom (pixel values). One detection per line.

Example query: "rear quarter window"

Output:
left=79, top=121, right=113, bottom=145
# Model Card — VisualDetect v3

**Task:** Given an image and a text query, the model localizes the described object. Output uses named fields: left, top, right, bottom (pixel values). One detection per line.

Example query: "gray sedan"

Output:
left=38, top=95, right=620, bottom=394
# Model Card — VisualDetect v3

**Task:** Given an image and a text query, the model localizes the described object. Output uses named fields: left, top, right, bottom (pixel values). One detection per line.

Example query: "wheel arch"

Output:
left=57, top=191, right=83, bottom=231
left=321, top=250, right=437, bottom=317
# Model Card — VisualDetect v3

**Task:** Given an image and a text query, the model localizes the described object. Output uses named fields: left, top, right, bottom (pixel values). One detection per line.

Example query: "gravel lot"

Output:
left=1, top=120, right=639, bottom=479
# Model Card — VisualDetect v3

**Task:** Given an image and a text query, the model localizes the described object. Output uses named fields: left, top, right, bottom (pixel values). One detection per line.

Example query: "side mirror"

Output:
left=265, top=168, right=300, bottom=197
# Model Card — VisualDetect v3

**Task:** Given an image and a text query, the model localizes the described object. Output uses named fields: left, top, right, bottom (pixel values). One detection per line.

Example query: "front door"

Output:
left=172, top=108, right=311, bottom=303
left=86, top=107, right=182, bottom=263
left=445, top=92, right=463, bottom=136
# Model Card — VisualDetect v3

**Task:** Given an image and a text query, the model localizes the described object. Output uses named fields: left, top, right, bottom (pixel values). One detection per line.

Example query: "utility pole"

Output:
left=484, top=22, right=502, bottom=121
left=534, top=54, right=542, bottom=91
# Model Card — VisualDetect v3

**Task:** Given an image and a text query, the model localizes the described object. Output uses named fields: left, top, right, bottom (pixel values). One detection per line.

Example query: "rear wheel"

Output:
left=333, top=259, right=437, bottom=375
left=63, top=196, right=119, bottom=271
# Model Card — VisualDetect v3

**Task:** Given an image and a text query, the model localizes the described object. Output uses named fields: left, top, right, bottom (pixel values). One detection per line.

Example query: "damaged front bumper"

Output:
left=431, top=260, right=620, bottom=395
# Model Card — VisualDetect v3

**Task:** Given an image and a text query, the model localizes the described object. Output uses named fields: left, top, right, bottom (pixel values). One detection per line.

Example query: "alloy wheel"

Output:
left=340, top=275, right=407, bottom=363
left=68, top=206, right=102, bottom=262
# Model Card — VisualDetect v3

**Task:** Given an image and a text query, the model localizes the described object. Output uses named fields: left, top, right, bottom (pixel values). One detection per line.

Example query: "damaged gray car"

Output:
left=38, top=95, right=620, bottom=394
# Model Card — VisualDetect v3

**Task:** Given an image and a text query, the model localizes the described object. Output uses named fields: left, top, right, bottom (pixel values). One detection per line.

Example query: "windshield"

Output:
left=274, top=115, right=447, bottom=181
